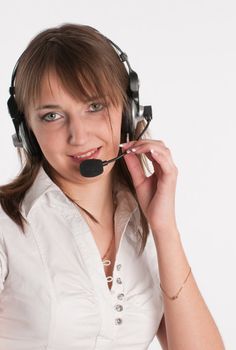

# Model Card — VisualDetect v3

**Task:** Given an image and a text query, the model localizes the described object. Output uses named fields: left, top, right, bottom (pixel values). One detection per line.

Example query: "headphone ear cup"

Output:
left=7, top=92, right=41, bottom=157
left=121, top=97, right=135, bottom=142
left=19, top=120, right=41, bottom=157
left=7, top=94, right=19, bottom=120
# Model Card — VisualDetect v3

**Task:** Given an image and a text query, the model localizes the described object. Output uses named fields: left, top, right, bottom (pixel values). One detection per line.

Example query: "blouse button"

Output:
left=116, top=277, right=122, bottom=284
left=116, top=264, right=122, bottom=271
left=115, top=318, right=122, bottom=325
left=117, top=293, right=124, bottom=301
left=114, top=304, right=123, bottom=312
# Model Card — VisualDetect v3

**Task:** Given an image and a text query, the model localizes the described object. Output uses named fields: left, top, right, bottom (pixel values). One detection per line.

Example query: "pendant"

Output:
left=106, top=276, right=113, bottom=283
left=103, top=259, right=111, bottom=266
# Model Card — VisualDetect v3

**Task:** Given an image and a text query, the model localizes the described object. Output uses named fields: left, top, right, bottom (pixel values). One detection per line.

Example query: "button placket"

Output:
left=116, top=277, right=122, bottom=284
left=114, top=304, right=123, bottom=312
left=115, top=318, right=122, bottom=325
left=116, top=263, right=122, bottom=271
left=117, top=293, right=124, bottom=301
left=114, top=263, right=124, bottom=326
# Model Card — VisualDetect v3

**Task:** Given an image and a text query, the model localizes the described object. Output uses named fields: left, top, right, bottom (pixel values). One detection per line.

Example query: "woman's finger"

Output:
left=123, top=151, right=146, bottom=188
left=126, top=144, right=177, bottom=177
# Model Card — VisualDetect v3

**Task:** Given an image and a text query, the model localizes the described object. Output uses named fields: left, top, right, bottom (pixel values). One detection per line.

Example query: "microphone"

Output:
left=80, top=150, right=127, bottom=177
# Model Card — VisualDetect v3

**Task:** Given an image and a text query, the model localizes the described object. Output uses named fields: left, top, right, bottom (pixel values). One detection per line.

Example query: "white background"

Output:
left=0, top=1, right=235, bottom=349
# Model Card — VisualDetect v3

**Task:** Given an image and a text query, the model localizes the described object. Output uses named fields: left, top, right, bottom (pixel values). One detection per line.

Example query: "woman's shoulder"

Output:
left=0, top=205, right=23, bottom=236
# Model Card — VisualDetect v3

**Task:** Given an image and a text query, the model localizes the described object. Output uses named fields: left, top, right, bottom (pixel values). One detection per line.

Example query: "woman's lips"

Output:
left=69, top=147, right=101, bottom=163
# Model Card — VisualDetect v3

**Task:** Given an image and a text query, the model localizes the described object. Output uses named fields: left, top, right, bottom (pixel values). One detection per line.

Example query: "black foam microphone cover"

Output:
left=80, top=159, right=104, bottom=177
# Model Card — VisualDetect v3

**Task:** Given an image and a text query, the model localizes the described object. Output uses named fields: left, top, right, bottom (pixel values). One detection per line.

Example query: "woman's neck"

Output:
left=59, top=172, right=116, bottom=224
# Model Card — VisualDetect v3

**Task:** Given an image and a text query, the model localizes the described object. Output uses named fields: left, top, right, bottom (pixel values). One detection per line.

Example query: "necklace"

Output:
left=63, top=190, right=116, bottom=284
left=102, top=232, right=115, bottom=286
left=102, top=232, right=115, bottom=266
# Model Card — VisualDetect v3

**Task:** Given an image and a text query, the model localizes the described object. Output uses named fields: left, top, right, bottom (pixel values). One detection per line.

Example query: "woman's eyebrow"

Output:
left=35, top=104, right=62, bottom=111
left=86, top=95, right=106, bottom=102
left=34, top=97, right=107, bottom=111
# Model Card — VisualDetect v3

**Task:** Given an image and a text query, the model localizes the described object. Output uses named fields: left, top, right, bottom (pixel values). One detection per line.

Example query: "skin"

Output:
left=121, top=140, right=225, bottom=348
left=27, top=72, right=122, bottom=222
left=26, top=72, right=224, bottom=349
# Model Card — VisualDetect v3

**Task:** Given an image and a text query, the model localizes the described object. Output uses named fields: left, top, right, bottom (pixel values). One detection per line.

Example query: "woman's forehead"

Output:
left=39, top=69, right=122, bottom=105
left=29, top=70, right=122, bottom=112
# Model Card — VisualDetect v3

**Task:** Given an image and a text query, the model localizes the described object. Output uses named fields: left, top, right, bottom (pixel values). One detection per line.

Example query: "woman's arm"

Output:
left=156, top=315, right=169, bottom=350
left=153, top=227, right=225, bottom=350
left=121, top=139, right=225, bottom=350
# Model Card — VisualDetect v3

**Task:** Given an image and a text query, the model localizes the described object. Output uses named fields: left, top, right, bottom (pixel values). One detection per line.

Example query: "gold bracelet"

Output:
left=160, top=266, right=192, bottom=301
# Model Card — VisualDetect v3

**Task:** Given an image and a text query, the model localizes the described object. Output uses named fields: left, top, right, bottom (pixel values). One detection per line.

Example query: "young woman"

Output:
left=0, top=23, right=224, bottom=349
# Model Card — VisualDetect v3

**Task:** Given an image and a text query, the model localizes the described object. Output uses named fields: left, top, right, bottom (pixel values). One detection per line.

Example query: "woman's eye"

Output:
left=89, top=102, right=104, bottom=112
left=42, top=113, right=61, bottom=122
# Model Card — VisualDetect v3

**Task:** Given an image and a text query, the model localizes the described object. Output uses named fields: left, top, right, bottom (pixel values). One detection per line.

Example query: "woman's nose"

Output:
left=67, top=115, right=89, bottom=145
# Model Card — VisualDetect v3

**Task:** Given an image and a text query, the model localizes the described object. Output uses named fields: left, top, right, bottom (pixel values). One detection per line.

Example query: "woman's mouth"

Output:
left=69, top=147, right=101, bottom=163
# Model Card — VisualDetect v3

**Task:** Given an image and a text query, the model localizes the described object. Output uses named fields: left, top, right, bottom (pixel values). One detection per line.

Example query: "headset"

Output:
left=7, top=36, right=152, bottom=158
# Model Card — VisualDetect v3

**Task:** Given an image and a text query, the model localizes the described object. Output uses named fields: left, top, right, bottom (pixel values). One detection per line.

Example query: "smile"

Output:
left=72, top=150, right=97, bottom=159
left=70, top=148, right=100, bottom=162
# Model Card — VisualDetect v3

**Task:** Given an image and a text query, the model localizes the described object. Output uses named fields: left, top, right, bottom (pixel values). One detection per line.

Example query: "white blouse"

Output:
left=0, top=167, right=164, bottom=350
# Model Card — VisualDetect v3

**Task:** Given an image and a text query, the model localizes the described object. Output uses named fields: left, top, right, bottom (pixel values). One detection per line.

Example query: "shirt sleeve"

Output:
left=0, top=231, right=8, bottom=293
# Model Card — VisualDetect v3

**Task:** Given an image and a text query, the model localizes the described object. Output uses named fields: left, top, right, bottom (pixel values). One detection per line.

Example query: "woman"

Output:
left=0, top=23, right=224, bottom=349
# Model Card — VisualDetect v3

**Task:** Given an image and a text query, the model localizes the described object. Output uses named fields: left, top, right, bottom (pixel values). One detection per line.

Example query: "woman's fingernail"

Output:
left=119, top=143, right=125, bottom=147
left=150, top=149, right=154, bottom=154
left=126, top=149, right=131, bottom=154
left=131, top=148, right=136, bottom=152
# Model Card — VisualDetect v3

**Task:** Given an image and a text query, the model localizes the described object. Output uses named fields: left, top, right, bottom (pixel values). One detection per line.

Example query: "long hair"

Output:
left=0, top=23, right=149, bottom=255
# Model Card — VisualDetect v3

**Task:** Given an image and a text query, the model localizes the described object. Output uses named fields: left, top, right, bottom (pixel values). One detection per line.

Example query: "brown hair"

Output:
left=0, top=23, right=149, bottom=255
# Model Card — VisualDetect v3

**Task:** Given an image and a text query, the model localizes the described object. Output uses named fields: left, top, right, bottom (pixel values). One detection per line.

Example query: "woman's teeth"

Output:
left=73, top=149, right=97, bottom=159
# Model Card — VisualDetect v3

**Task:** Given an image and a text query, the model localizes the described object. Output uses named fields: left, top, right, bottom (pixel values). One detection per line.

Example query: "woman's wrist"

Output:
left=151, top=224, right=181, bottom=243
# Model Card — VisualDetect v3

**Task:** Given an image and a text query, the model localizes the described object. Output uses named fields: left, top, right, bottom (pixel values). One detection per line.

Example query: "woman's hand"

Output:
left=121, top=139, right=179, bottom=236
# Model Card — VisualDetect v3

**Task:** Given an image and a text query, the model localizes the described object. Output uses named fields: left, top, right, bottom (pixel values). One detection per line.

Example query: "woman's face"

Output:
left=27, top=72, right=123, bottom=186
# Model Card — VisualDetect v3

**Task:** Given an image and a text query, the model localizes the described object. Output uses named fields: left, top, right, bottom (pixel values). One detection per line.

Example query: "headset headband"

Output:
left=7, top=34, right=152, bottom=155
